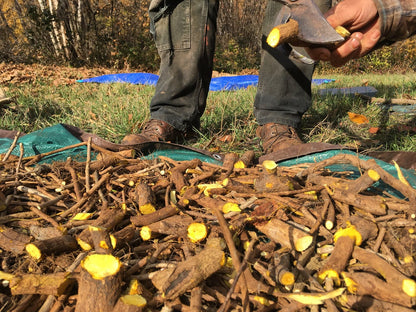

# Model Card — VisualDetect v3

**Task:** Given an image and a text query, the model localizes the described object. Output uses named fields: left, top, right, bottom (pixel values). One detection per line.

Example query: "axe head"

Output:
left=278, top=0, right=345, bottom=46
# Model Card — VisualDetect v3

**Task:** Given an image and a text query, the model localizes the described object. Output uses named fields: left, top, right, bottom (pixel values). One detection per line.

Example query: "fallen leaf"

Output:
left=348, top=112, right=369, bottom=124
left=218, top=134, right=234, bottom=143
left=89, top=112, right=98, bottom=120
left=368, top=127, right=379, bottom=134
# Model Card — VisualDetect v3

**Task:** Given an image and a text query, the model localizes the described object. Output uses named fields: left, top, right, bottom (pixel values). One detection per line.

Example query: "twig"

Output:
left=200, top=197, right=250, bottom=312
left=24, top=142, right=87, bottom=166
left=85, top=137, right=92, bottom=191
left=2, top=131, right=20, bottom=162
left=219, top=238, right=256, bottom=312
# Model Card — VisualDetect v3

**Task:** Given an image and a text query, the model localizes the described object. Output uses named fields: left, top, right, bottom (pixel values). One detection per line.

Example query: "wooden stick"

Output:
left=2, top=131, right=20, bottom=162
left=342, top=271, right=415, bottom=307
left=75, top=254, right=123, bottom=312
left=197, top=197, right=250, bottom=311
left=85, top=137, right=92, bottom=192
left=255, top=218, right=313, bottom=252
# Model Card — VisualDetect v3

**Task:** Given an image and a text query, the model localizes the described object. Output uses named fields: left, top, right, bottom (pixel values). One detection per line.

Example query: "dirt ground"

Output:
left=0, top=63, right=123, bottom=85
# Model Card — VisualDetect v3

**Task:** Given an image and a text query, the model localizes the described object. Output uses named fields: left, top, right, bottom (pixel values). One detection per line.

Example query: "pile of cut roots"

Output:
left=0, top=145, right=415, bottom=312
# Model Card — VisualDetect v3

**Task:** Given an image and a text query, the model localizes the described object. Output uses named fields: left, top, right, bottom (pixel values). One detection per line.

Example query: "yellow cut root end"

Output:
left=262, top=160, right=278, bottom=174
left=76, top=238, right=92, bottom=251
left=279, top=271, right=295, bottom=286
left=342, top=272, right=357, bottom=294
left=222, top=202, right=241, bottom=214
left=334, top=225, right=362, bottom=246
left=267, top=28, right=280, bottom=48
left=402, top=278, right=416, bottom=297
left=25, top=244, right=42, bottom=260
left=234, top=160, right=246, bottom=169
left=139, top=203, right=156, bottom=215
left=120, top=294, right=147, bottom=307
left=294, top=235, right=313, bottom=252
left=140, top=226, right=152, bottom=241
left=187, top=223, right=208, bottom=243
left=82, top=254, right=122, bottom=280
left=318, top=270, right=340, bottom=286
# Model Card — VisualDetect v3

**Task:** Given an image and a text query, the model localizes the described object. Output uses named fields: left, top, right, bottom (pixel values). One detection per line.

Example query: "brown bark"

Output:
left=112, top=224, right=137, bottom=248
left=0, top=225, right=31, bottom=254
left=267, top=19, right=299, bottom=47
left=76, top=208, right=125, bottom=251
left=233, top=150, right=256, bottom=170
left=170, top=159, right=202, bottom=192
left=25, top=235, right=78, bottom=260
left=352, top=246, right=416, bottom=297
left=150, top=237, right=225, bottom=300
left=274, top=252, right=295, bottom=286
left=9, top=272, right=76, bottom=296
left=75, top=254, right=123, bottom=312
left=254, top=173, right=296, bottom=193
left=254, top=218, right=313, bottom=252
left=130, top=205, right=179, bottom=227
left=135, top=183, right=156, bottom=214
left=342, top=271, right=415, bottom=307
left=318, top=235, right=354, bottom=285
left=140, top=214, right=193, bottom=241
left=341, top=294, right=416, bottom=312
left=347, top=169, right=380, bottom=193
left=219, top=152, right=238, bottom=180
left=89, top=225, right=114, bottom=254
left=330, top=190, right=387, bottom=215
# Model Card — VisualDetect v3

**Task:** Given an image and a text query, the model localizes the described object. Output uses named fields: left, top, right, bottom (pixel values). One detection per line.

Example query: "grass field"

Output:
left=2, top=69, right=416, bottom=156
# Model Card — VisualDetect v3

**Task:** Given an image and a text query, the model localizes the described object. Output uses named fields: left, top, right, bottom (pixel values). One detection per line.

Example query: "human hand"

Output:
left=307, top=0, right=381, bottom=67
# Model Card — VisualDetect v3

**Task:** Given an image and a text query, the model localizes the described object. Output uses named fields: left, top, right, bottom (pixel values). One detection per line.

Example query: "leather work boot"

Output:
left=256, top=123, right=303, bottom=154
left=121, top=119, right=185, bottom=145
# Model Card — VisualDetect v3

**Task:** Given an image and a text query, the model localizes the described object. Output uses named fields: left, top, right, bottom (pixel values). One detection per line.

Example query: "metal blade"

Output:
left=278, top=0, right=345, bottom=45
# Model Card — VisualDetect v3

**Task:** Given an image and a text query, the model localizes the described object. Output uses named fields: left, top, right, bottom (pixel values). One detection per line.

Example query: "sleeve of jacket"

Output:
left=373, top=0, right=416, bottom=41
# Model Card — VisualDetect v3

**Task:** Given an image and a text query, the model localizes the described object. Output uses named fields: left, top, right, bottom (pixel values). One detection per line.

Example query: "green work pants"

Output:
left=148, top=0, right=331, bottom=132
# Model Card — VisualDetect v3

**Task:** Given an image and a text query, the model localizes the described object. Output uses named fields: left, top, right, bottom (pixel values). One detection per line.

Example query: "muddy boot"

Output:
left=257, top=123, right=303, bottom=154
left=121, top=119, right=185, bottom=145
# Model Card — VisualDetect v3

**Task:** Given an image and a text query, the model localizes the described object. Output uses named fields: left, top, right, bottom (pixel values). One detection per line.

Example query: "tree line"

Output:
left=1, top=0, right=415, bottom=73
left=0, top=0, right=266, bottom=72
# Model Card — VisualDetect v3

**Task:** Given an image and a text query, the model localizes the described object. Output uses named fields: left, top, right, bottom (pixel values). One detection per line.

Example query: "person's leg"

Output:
left=255, top=0, right=331, bottom=153
left=123, top=0, right=219, bottom=144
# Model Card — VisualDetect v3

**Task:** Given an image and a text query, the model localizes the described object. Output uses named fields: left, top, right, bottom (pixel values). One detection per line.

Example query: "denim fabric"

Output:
left=148, top=0, right=330, bottom=131
left=149, top=0, right=218, bottom=132
left=254, top=0, right=331, bottom=128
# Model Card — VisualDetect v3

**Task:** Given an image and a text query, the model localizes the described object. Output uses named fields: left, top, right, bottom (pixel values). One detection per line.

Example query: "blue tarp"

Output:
left=77, top=73, right=334, bottom=91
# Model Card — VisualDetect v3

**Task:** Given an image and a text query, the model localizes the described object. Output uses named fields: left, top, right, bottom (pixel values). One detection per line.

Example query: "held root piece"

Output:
left=267, top=19, right=350, bottom=48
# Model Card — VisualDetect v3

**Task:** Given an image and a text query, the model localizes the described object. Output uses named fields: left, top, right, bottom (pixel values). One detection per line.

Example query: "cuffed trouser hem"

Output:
left=148, top=0, right=218, bottom=133
left=253, top=0, right=330, bottom=128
